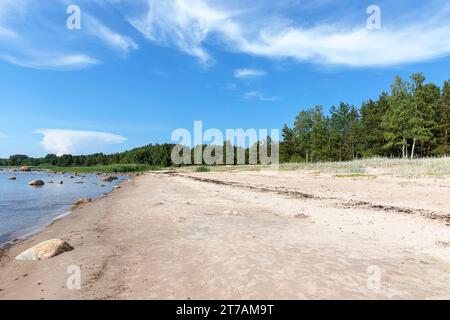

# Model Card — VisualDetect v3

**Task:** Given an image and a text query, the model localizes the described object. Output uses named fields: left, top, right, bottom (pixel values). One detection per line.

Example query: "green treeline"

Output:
left=1, top=73, right=449, bottom=169
left=0, top=143, right=271, bottom=168
left=281, top=73, right=450, bottom=162
left=0, top=144, right=176, bottom=168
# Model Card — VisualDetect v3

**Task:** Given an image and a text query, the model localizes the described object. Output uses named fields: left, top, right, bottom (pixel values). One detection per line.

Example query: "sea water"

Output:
left=0, top=170, right=127, bottom=247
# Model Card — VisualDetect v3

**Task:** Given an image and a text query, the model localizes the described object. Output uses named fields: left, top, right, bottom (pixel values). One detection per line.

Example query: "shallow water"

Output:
left=0, top=170, right=127, bottom=247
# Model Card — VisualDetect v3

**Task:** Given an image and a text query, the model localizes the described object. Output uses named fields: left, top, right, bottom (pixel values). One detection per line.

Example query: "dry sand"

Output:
left=1, top=170, right=450, bottom=299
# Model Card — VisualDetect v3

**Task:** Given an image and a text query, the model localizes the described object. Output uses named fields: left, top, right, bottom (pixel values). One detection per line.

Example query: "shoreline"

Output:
left=0, top=171, right=131, bottom=250
left=0, top=173, right=139, bottom=299
left=1, top=171, right=450, bottom=299
left=0, top=165, right=153, bottom=175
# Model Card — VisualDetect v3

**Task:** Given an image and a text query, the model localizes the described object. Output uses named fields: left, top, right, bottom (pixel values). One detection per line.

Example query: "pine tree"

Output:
left=435, top=80, right=450, bottom=155
left=382, top=76, right=411, bottom=158
left=293, top=109, right=313, bottom=162
left=309, top=106, right=330, bottom=162
left=408, top=73, right=439, bottom=158
left=360, top=92, right=389, bottom=157
left=329, top=102, right=362, bottom=161
left=280, top=124, right=296, bottom=162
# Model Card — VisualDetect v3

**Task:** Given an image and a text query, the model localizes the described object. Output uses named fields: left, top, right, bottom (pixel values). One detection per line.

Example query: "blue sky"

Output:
left=1, top=0, right=450, bottom=157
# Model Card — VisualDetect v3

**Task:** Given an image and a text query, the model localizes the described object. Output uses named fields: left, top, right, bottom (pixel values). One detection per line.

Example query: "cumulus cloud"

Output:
left=129, top=0, right=450, bottom=67
left=35, top=129, right=127, bottom=156
left=234, top=68, right=266, bottom=79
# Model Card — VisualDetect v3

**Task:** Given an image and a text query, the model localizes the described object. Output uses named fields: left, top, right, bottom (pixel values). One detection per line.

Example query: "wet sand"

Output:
left=1, top=171, right=450, bottom=299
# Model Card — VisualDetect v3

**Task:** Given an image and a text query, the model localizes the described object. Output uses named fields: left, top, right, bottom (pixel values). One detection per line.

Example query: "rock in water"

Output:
left=28, top=180, right=45, bottom=186
left=102, top=176, right=118, bottom=182
left=20, top=166, right=32, bottom=172
left=15, top=239, right=73, bottom=261
left=8, top=176, right=16, bottom=180
left=73, top=198, right=92, bottom=206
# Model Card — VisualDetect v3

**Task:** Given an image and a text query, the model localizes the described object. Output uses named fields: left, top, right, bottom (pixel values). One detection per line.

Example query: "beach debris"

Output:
left=73, top=198, right=92, bottom=206
left=8, top=176, right=17, bottom=180
left=28, top=180, right=45, bottom=186
left=223, top=210, right=240, bottom=216
left=102, top=175, right=118, bottom=182
left=114, top=185, right=121, bottom=190
left=74, top=181, right=84, bottom=184
left=294, top=213, right=310, bottom=219
left=15, top=239, right=73, bottom=261
left=20, top=166, right=32, bottom=172
left=47, top=180, right=54, bottom=184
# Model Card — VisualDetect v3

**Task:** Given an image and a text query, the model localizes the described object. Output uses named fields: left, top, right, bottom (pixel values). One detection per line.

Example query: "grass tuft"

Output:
left=195, top=166, right=211, bottom=173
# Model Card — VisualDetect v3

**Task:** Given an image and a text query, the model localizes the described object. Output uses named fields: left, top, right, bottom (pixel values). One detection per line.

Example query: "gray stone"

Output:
left=28, top=180, right=45, bottom=186
left=15, top=239, right=73, bottom=261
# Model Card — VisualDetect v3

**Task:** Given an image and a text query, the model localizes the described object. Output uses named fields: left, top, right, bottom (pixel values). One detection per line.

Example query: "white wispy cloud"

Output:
left=234, top=68, right=266, bottom=79
left=85, top=15, right=138, bottom=53
left=220, top=83, right=237, bottom=91
left=0, top=133, right=9, bottom=139
left=129, top=0, right=450, bottom=67
left=151, top=70, right=169, bottom=77
left=2, top=0, right=450, bottom=70
left=0, top=53, right=99, bottom=70
left=0, top=0, right=136, bottom=70
left=243, top=91, right=279, bottom=102
left=128, top=0, right=234, bottom=65
left=35, top=129, right=127, bottom=156
left=0, top=26, right=18, bottom=39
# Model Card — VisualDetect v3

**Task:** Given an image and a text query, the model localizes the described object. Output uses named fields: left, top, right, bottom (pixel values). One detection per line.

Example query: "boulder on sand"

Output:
left=15, top=239, right=73, bottom=261
left=101, top=176, right=118, bottom=182
left=73, top=198, right=92, bottom=206
left=20, top=166, right=32, bottom=172
left=28, top=180, right=45, bottom=186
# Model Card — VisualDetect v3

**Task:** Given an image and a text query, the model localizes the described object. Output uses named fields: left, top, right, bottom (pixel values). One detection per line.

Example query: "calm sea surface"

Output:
left=0, top=170, right=127, bottom=247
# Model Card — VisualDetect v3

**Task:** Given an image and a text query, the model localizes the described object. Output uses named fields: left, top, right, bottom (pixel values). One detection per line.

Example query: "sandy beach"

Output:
left=1, top=170, right=450, bottom=299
